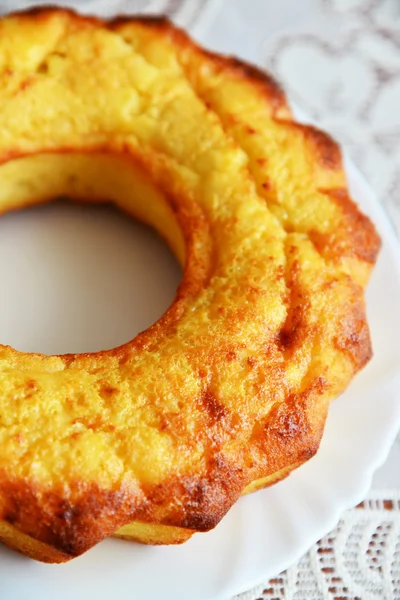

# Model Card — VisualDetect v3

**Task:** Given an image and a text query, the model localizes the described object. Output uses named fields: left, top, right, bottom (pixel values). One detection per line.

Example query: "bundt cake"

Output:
left=0, top=7, right=380, bottom=562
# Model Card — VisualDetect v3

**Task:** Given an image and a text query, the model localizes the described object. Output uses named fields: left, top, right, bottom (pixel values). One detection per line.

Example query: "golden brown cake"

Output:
left=0, top=7, right=380, bottom=563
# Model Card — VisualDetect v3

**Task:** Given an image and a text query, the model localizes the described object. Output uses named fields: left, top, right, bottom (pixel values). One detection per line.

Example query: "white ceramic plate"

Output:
left=0, top=148, right=399, bottom=600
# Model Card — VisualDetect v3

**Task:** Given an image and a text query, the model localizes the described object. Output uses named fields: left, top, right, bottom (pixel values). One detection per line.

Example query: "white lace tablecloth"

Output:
left=2, top=1, right=399, bottom=598
left=237, top=492, right=400, bottom=600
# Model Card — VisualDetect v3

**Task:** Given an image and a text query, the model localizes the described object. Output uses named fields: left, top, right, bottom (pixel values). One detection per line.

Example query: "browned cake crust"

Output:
left=0, top=7, right=380, bottom=562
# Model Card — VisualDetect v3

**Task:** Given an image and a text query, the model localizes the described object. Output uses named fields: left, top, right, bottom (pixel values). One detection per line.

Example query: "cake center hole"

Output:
left=0, top=200, right=182, bottom=355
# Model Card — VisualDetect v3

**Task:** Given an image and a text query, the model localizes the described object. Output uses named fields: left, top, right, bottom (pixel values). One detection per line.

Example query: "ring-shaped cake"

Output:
left=0, top=8, right=380, bottom=562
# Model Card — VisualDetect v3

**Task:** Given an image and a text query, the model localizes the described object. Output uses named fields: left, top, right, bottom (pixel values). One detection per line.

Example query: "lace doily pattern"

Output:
left=235, top=492, right=400, bottom=600
left=263, top=0, right=400, bottom=235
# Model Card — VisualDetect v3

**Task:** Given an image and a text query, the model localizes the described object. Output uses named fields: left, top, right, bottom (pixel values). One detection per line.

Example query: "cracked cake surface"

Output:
left=0, top=7, right=380, bottom=562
